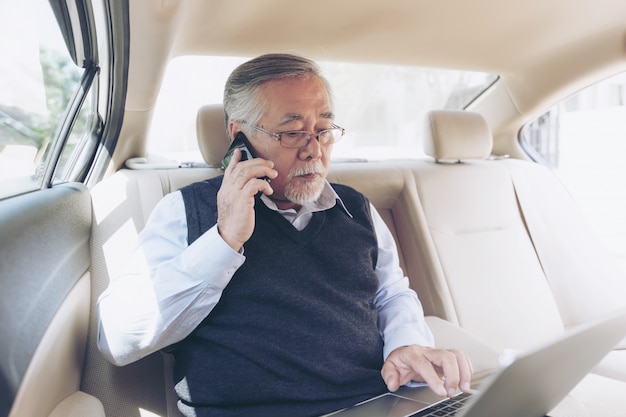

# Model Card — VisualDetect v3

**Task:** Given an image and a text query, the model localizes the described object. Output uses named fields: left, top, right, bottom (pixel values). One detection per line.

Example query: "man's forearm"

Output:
left=97, top=215, right=244, bottom=365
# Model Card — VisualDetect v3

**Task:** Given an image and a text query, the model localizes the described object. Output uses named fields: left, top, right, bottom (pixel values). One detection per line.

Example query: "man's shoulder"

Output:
left=328, top=182, right=372, bottom=221
left=179, top=176, right=223, bottom=242
left=329, top=182, right=367, bottom=201
left=179, top=175, right=224, bottom=209
left=180, top=175, right=223, bottom=195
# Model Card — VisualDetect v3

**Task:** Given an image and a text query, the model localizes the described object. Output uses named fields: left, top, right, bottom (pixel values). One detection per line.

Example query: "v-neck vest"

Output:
left=176, top=176, right=387, bottom=417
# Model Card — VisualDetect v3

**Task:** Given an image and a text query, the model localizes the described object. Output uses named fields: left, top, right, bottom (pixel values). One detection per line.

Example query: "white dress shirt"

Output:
left=97, top=180, right=434, bottom=367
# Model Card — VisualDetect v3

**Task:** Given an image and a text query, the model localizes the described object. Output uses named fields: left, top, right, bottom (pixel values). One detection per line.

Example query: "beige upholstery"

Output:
left=196, top=104, right=231, bottom=168
left=47, top=392, right=105, bottom=417
left=414, top=110, right=626, bottom=373
left=9, top=274, right=103, bottom=417
left=407, top=159, right=566, bottom=350
left=82, top=105, right=626, bottom=416
left=423, top=110, right=492, bottom=161
left=409, top=112, right=565, bottom=349
left=505, top=160, right=626, bottom=335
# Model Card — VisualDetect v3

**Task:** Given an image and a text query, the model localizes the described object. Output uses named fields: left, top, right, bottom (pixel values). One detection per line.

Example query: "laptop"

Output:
left=325, top=308, right=626, bottom=417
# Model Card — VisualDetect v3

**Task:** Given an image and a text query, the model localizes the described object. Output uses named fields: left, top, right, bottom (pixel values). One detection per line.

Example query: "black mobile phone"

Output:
left=222, top=132, right=270, bottom=183
left=222, top=132, right=256, bottom=170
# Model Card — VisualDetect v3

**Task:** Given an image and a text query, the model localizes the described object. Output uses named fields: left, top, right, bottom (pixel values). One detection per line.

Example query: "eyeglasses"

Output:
left=250, top=124, right=345, bottom=149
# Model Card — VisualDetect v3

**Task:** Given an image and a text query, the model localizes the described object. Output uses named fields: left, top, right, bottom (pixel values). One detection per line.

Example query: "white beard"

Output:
left=283, top=161, right=326, bottom=205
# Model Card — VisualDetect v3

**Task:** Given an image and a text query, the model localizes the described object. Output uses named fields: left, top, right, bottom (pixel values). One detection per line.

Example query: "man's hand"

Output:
left=381, top=345, right=473, bottom=397
left=217, top=148, right=277, bottom=251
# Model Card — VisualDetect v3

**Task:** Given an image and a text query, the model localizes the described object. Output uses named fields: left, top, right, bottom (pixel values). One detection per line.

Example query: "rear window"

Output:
left=522, top=71, right=626, bottom=272
left=148, top=56, right=497, bottom=163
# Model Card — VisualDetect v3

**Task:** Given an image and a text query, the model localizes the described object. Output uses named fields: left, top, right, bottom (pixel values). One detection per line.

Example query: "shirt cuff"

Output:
left=182, top=225, right=246, bottom=287
left=383, top=323, right=436, bottom=360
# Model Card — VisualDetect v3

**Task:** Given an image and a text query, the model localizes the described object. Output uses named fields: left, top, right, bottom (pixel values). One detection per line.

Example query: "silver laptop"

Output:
left=326, top=308, right=626, bottom=417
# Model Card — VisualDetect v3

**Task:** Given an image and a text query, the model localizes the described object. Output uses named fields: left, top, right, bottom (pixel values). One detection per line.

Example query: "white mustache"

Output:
left=287, top=162, right=325, bottom=179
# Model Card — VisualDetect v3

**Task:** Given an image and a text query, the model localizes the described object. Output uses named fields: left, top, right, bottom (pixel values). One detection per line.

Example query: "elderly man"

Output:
left=97, top=53, right=473, bottom=417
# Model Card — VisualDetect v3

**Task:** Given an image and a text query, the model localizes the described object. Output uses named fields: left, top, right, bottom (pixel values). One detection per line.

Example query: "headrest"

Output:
left=423, top=110, right=493, bottom=161
left=196, top=104, right=231, bottom=167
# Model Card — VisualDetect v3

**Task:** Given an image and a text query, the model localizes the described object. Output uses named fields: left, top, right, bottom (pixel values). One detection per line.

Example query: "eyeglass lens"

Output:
left=281, top=129, right=343, bottom=148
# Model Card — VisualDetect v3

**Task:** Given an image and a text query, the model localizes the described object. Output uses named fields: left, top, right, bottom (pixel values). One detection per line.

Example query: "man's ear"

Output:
left=228, top=121, right=244, bottom=142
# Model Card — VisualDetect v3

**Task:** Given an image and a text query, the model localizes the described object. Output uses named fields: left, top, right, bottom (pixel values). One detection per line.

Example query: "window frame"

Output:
left=0, top=0, right=105, bottom=200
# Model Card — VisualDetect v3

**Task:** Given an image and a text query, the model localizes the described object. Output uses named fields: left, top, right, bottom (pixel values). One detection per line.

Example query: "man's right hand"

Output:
left=381, top=345, right=473, bottom=397
left=217, top=148, right=277, bottom=251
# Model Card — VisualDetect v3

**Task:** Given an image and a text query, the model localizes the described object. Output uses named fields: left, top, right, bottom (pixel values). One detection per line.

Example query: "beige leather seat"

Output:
left=408, top=110, right=566, bottom=351
left=410, top=110, right=626, bottom=378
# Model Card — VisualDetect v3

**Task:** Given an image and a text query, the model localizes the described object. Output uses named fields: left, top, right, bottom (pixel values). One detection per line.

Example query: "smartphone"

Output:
left=222, top=132, right=257, bottom=170
left=221, top=132, right=270, bottom=183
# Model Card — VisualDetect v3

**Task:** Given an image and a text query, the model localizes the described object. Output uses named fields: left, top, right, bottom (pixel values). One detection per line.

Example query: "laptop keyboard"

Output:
left=409, top=392, right=473, bottom=417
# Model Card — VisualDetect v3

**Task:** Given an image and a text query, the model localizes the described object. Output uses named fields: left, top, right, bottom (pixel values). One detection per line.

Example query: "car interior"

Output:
left=2, top=0, right=626, bottom=417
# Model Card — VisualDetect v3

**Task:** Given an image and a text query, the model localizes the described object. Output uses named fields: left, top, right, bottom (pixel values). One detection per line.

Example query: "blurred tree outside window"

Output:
left=0, top=0, right=82, bottom=197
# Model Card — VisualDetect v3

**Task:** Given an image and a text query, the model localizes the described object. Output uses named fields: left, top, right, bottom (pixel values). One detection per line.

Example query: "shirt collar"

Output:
left=260, top=180, right=353, bottom=218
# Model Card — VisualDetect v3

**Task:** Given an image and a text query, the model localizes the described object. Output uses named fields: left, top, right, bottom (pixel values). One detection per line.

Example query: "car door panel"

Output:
left=0, top=183, right=92, bottom=417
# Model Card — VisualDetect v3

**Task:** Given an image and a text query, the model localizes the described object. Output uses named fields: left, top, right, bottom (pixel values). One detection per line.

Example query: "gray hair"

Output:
left=223, top=53, right=333, bottom=137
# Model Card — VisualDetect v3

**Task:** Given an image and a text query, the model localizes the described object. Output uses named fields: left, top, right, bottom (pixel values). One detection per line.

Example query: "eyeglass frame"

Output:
left=248, top=123, right=346, bottom=149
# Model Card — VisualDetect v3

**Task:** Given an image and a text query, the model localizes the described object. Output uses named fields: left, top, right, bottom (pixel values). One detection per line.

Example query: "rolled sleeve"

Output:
left=369, top=203, right=435, bottom=360
left=97, top=191, right=245, bottom=365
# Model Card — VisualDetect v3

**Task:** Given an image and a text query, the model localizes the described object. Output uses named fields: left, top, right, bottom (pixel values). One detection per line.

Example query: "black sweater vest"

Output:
left=175, top=177, right=387, bottom=417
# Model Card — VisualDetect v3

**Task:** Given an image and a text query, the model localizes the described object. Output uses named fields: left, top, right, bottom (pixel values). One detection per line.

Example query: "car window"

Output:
left=0, top=0, right=84, bottom=198
left=52, top=82, right=99, bottom=183
left=148, top=56, right=497, bottom=163
left=522, top=71, right=626, bottom=272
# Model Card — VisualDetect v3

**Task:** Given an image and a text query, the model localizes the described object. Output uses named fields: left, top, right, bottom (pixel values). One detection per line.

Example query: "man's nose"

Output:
left=299, top=134, right=322, bottom=160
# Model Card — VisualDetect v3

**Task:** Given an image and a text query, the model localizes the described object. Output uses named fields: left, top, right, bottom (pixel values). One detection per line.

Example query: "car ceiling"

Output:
left=113, top=0, right=626, bottom=165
